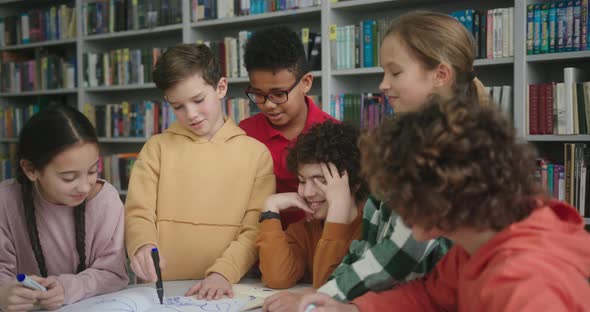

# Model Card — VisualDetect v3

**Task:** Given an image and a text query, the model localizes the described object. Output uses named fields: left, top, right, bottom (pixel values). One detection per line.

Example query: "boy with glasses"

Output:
left=240, top=26, right=335, bottom=230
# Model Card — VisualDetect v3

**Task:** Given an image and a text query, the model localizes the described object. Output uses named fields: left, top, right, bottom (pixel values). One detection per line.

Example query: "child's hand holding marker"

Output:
left=130, top=244, right=167, bottom=283
left=0, top=274, right=45, bottom=312
left=298, top=293, right=359, bottom=312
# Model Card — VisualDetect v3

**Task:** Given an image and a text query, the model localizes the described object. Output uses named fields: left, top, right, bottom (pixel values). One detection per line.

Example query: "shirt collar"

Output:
left=259, top=96, right=322, bottom=141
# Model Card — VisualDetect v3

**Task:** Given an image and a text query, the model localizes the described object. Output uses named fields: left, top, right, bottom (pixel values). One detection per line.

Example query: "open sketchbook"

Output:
left=55, top=285, right=279, bottom=312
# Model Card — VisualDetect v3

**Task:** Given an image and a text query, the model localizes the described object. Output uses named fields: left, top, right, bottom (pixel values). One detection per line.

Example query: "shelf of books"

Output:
left=191, top=5, right=321, bottom=28
left=84, top=24, right=183, bottom=42
left=330, top=0, right=438, bottom=11
left=98, top=137, right=149, bottom=143
left=527, top=135, right=590, bottom=141
left=1, top=89, right=78, bottom=97
left=0, top=38, right=77, bottom=51
left=85, top=84, right=157, bottom=92
left=527, top=51, right=590, bottom=62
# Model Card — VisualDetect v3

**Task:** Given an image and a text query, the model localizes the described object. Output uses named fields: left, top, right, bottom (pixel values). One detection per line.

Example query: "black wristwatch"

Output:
left=259, top=211, right=281, bottom=223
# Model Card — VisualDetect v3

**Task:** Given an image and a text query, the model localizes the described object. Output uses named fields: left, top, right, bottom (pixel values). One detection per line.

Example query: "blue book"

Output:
left=558, top=1, right=567, bottom=52
left=527, top=4, right=535, bottom=54
left=549, top=3, right=558, bottom=53
left=574, top=0, right=582, bottom=50
left=362, top=20, right=374, bottom=68
left=534, top=4, right=542, bottom=54
left=451, top=10, right=475, bottom=35
left=566, top=0, right=574, bottom=51
left=541, top=4, right=549, bottom=53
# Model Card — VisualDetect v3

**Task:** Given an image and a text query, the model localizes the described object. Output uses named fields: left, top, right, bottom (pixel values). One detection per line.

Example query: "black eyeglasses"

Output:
left=245, top=76, right=303, bottom=105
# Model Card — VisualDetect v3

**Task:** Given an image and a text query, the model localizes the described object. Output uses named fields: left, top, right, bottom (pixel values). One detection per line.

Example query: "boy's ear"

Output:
left=216, top=77, right=228, bottom=99
left=433, top=63, right=453, bottom=88
left=300, top=73, right=313, bottom=94
left=19, top=159, right=39, bottom=182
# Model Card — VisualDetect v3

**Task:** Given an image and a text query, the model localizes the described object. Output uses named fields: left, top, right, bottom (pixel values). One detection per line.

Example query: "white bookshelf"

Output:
left=526, top=51, right=590, bottom=63
left=191, top=6, right=321, bottom=28
left=330, top=0, right=438, bottom=11
left=474, top=57, right=514, bottom=66
left=0, top=0, right=589, bottom=201
left=1, top=88, right=78, bottom=97
left=332, top=67, right=383, bottom=76
left=526, top=135, right=590, bottom=142
left=0, top=38, right=76, bottom=51
left=83, top=24, right=183, bottom=41
left=85, top=84, right=157, bottom=92
left=98, top=137, right=148, bottom=143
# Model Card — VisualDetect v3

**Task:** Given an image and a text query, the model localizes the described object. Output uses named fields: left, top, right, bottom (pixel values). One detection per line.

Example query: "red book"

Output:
left=529, top=84, right=540, bottom=135
left=539, top=84, right=547, bottom=134
left=545, top=82, right=555, bottom=134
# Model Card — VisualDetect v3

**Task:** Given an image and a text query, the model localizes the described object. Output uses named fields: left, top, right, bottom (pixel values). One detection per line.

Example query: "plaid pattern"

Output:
left=317, top=196, right=452, bottom=302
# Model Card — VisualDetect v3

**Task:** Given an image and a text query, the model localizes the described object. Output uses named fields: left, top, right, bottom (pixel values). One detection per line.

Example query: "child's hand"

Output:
left=298, top=293, right=359, bottom=312
left=37, top=276, right=64, bottom=310
left=185, top=273, right=232, bottom=300
left=0, top=279, right=42, bottom=312
left=130, top=244, right=167, bottom=282
left=316, top=163, right=355, bottom=224
left=262, top=291, right=304, bottom=312
left=264, top=193, right=313, bottom=215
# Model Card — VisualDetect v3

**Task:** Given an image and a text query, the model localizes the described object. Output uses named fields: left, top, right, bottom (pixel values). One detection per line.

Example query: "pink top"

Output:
left=0, top=179, right=129, bottom=304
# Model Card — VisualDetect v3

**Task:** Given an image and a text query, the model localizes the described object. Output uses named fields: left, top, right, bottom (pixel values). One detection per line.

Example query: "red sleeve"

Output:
left=352, top=246, right=467, bottom=312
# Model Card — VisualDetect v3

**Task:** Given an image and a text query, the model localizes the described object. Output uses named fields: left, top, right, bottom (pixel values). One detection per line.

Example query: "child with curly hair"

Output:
left=258, top=121, right=367, bottom=311
left=300, top=95, right=590, bottom=311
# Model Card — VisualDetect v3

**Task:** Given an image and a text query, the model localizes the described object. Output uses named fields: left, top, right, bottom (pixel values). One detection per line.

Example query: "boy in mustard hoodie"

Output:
left=125, top=44, right=276, bottom=300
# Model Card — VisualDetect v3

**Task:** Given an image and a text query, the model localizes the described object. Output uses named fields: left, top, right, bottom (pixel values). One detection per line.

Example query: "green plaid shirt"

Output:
left=317, top=196, right=451, bottom=302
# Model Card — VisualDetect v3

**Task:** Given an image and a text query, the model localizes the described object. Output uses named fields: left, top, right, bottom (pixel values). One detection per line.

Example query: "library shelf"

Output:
left=526, top=135, right=590, bottom=142
left=0, top=88, right=78, bottom=97
left=527, top=51, right=590, bottom=63
left=83, top=24, right=182, bottom=42
left=85, top=83, right=157, bottom=92
left=0, top=38, right=76, bottom=51
left=332, top=67, right=383, bottom=76
left=331, top=0, right=445, bottom=11
left=227, top=70, right=321, bottom=83
left=191, top=6, right=321, bottom=28
left=474, top=57, right=514, bottom=66
left=98, top=137, right=148, bottom=143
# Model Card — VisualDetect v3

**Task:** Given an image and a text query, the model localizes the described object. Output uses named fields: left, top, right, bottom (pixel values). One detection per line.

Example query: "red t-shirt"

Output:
left=239, top=96, right=335, bottom=228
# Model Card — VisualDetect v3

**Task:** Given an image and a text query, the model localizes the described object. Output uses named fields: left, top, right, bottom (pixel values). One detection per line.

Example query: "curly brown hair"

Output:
left=287, top=121, right=369, bottom=204
left=360, top=95, right=542, bottom=232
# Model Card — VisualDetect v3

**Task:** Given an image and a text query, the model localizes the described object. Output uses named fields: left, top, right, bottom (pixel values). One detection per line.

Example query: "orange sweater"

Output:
left=257, top=210, right=362, bottom=289
left=352, top=201, right=590, bottom=311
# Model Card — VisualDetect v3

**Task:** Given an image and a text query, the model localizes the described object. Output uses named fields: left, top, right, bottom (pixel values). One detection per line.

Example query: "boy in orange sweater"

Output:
left=299, top=96, right=590, bottom=311
left=258, top=121, right=367, bottom=311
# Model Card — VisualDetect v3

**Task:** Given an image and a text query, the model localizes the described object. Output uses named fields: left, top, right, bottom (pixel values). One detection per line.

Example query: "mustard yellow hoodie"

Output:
left=125, top=118, right=275, bottom=283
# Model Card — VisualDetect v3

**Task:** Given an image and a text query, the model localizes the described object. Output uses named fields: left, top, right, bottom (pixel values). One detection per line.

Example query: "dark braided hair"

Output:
left=16, top=104, right=98, bottom=276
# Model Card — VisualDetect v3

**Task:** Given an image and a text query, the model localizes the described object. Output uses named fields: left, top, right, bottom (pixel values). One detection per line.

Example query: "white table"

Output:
left=130, top=279, right=311, bottom=311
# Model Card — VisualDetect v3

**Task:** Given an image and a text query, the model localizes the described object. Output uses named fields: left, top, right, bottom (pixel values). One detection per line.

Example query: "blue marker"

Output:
left=16, top=274, right=46, bottom=291
left=303, top=303, right=317, bottom=312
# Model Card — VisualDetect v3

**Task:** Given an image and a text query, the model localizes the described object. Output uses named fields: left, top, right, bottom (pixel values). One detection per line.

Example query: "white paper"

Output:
left=56, top=287, right=250, bottom=312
